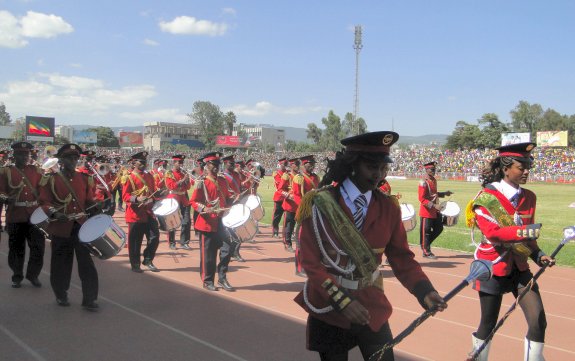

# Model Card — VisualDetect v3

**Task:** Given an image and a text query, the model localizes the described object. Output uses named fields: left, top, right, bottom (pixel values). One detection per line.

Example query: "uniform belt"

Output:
left=169, top=190, right=186, bottom=195
left=14, top=201, right=38, bottom=207
left=328, top=270, right=385, bottom=291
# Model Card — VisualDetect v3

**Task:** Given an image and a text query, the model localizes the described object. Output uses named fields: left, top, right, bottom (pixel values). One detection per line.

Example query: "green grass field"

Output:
left=254, top=177, right=575, bottom=267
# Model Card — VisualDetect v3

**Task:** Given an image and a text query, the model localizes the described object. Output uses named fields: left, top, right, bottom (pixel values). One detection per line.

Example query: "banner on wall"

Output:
left=119, top=131, right=143, bottom=147
left=501, top=132, right=530, bottom=146
left=26, top=116, right=55, bottom=142
left=536, top=131, right=568, bottom=147
left=73, top=130, right=97, bottom=144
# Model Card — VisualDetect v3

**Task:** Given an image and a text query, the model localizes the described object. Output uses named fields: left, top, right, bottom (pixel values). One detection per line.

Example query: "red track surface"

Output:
left=1, top=212, right=574, bottom=361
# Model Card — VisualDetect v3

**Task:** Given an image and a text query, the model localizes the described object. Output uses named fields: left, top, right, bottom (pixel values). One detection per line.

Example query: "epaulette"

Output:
left=293, top=174, right=304, bottom=185
left=465, top=199, right=476, bottom=228
left=164, top=170, right=174, bottom=179
left=39, top=173, right=52, bottom=186
left=281, top=173, right=290, bottom=181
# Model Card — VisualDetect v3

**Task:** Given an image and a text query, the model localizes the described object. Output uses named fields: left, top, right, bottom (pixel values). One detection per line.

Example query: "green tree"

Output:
left=0, top=103, right=12, bottom=126
left=87, top=127, right=120, bottom=147
left=510, top=101, right=543, bottom=138
left=306, top=123, right=322, bottom=143
left=538, top=109, right=567, bottom=132
left=341, top=112, right=367, bottom=137
left=320, top=110, right=345, bottom=151
left=223, top=111, right=237, bottom=135
left=476, top=113, right=509, bottom=149
left=11, top=119, right=25, bottom=141
left=187, top=101, right=225, bottom=149
left=446, top=121, right=482, bottom=149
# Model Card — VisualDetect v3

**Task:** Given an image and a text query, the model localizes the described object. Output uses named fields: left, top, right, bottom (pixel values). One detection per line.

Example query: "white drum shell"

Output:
left=400, top=203, right=417, bottom=232
left=78, top=214, right=126, bottom=259
left=222, top=204, right=257, bottom=242
left=153, top=198, right=182, bottom=232
left=244, top=194, right=264, bottom=221
left=440, top=201, right=460, bottom=227
left=30, top=207, right=50, bottom=233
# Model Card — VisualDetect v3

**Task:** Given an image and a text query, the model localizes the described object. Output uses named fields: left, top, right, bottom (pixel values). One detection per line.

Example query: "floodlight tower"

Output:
left=353, top=25, right=363, bottom=135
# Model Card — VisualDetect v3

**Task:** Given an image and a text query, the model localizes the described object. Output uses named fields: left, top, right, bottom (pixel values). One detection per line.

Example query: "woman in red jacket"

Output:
left=294, top=131, right=446, bottom=361
left=468, top=142, right=555, bottom=361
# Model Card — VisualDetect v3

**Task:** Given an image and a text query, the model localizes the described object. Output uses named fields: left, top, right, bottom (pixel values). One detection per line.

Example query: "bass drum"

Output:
left=153, top=198, right=182, bottom=232
left=440, top=201, right=460, bottom=227
left=222, top=204, right=257, bottom=243
left=78, top=214, right=126, bottom=260
left=30, top=207, right=50, bottom=235
left=400, top=203, right=417, bottom=232
left=244, top=194, right=264, bottom=221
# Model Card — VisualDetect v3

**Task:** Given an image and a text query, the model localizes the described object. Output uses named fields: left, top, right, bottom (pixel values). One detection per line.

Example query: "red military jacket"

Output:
left=39, top=172, right=95, bottom=237
left=164, top=169, right=191, bottom=207
left=222, top=170, right=241, bottom=195
left=418, top=175, right=440, bottom=218
left=152, top=169, right=166, bottom=191
left=281, top=171, right=299, bottom=212
left=122, top=169, right=157, bottom=223
left=94, top=171, right=113, bottom=202
left=292, top=171, right=319, bottom=204
left=294, top=186, right=435, bottom=331
left=189, top=175, right=232, bottom=232
left=379, top=179, right=392, bottom=196
left=472, top=186, right=539, bottom=277
left=0, top=165, right=43, bottom=223
left=272, top=169, right=286, bottom=202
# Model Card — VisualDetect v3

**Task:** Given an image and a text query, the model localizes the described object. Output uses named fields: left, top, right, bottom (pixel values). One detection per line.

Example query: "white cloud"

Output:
left=222, top=8, right=236, bottom=16
left=0, top=10, right=73, bottom=48
left=0, top=73, right=156, bottom=117
left=159, top=16, right=228, bottom=36
left=143, top=38, right=159, bottom=46
left=120, top=108, right=187, bottom=122
left=21, top=11, right=73, bottom=38
left=227, top=101, right=323, bottom=117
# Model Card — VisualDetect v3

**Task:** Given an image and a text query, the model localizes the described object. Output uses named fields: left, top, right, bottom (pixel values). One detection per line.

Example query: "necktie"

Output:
left=353, top=195, right=367, bottom=230
left=510, top=194, right=519, bottom=207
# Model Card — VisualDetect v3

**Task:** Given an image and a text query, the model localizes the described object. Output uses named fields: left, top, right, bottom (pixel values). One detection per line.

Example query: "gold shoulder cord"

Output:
left=50, top=175, right=73, bottom=204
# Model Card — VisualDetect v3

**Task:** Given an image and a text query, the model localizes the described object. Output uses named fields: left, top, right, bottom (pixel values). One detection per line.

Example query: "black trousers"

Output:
left=128, top=220, right=160, bottom=267
left=419, top=216, right=443, bottom=254
left=199, top=222, right=236, bottom=284
left=50, top=223, right=98, bottom=303
left=272, top=200, right=285, bottom=234
left=8, top=222, right=45, bottom=282
left=168, top=204, right=191, bottom=245
left=283, top=211, right=296, bottom=247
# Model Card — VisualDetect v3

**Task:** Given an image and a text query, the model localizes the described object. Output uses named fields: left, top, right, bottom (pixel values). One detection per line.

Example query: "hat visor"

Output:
left=360, top=153, right=394, bottom=163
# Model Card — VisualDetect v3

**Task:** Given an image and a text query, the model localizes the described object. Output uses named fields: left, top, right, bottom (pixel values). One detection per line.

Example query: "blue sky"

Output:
left=1, top=1, right=574, bottom=136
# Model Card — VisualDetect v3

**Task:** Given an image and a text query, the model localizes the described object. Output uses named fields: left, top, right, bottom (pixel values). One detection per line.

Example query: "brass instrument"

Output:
left=41, top=157, right=60, bottom=174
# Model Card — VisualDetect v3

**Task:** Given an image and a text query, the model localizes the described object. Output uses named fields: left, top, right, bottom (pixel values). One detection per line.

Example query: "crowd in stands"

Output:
left=2, top=140, right=573, bottom=182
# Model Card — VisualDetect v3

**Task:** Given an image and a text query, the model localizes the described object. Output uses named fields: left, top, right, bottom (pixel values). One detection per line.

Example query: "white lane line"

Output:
left=0, top=324, right=48, bottom=361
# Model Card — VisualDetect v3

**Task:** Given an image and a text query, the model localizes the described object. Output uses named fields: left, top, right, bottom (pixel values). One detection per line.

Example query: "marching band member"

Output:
left=38, top=144, right=100, bottom=311
left=76, top=150, right=96, bottom=175
left=271, top=157, right=288, bottom=238
left=244, top=159, right=260, bottom=195
left=221, top=154, right=245, bottom=262
left=122, top=151, right=161, bottom=273
left=110, top=156, right=126, bottom=212
left=418, top=161, right=453, bottom=259
left=164, top=154, right=192, bottom=250
left=0, top=149, right=8, bottom=232
left=94, top=155, right=114, bottom=216
left=467, top=142, right=554, bottom=361
left=281, top=158, right=301, bottom=253
left=0, top=142, right=45, bottom=288
left=292, top=155, right=319, bottom=276
left=294, top=131, right=446, bottom=361
left=189, top=152, right=235, bottom=292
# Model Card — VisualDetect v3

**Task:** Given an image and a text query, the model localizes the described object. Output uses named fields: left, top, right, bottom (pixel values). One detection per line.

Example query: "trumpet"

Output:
left=241, top=169, right=261, bottom=183
left=41, top=157, right=60, bottom=174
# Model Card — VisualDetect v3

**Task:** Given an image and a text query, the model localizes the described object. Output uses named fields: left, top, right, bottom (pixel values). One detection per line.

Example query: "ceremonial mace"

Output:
left=466, top=226, right=575, bottom=361
left=369, top=259, right=493, bottom=361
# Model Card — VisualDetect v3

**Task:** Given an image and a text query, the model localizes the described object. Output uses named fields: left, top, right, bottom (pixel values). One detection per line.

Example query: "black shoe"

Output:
left=169, top=243, right=177, bottom=250
left=232, top=255, right=246, bottom=262
left=11, top=280, right=22, bottom=288
left=217, top=278, right=235, bottom=292
left=295, top=271, right=307, bottom=278
left=180, top=244, right=191, bottom=250
left=27, top=277, right=42, bottom=288
left=203, top=282, right=217, bottom=291
left=82, top=301, right=99, bottom=312
left=142, top=260, right=159, bottom=272
left=131, top=266, right=144, bottom=273
left=285, top=245, right=295, bottom=253
left=423, top=253, right=437, bottom=260
left=56, top=298, right=70, bottom=307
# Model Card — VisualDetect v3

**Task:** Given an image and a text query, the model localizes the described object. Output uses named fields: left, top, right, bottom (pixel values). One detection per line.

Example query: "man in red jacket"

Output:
left=164, top=154, right=192, bottom=250
left=271, top=157, right=288, bottom=238
left=0, top=142, right=45, bottom=288
left=418, top=161, right=453, bottom=259
left=281, top=158, right=301, bottom=252
left=189, top=152, right=235, bottom=291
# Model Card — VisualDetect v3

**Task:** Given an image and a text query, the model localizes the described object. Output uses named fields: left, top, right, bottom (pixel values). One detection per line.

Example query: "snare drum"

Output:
left=244, top=194, right=264, bottom=221
left=222, top=204, right=257, bottom=243
left=440, top=201, right=460, bottom=227
left=30, top=207, right=50, bottom=234
left=78, top=214, right=126, bottom=259
left=153, top=198, right=182, bottom=231
left=400, top=203, right=417, bottom=232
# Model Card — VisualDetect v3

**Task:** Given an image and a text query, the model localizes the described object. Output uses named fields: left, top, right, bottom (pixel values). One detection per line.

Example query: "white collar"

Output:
left=341, top=178, right=372, bottom=205
left=492, top=180, right=522, bottom=201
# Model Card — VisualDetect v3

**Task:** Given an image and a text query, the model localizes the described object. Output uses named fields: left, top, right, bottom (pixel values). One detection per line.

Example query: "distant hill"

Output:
left=397, top=134, right=448, bottom=145
left=70, top=124, right=144, bottom=135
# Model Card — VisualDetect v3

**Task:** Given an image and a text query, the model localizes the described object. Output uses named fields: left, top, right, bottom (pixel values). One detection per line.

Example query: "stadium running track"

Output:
left=1, top=211, right=574, bottom=361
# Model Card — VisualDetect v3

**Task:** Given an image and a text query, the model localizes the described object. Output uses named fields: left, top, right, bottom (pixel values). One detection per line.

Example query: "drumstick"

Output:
left=136, top=189, right=162, bottom=208
left=200, top=207, right=230, bottom=215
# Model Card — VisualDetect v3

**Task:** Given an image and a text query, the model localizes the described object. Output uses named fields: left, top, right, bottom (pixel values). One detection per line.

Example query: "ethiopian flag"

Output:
left=27, top=119, right=52, bottom=136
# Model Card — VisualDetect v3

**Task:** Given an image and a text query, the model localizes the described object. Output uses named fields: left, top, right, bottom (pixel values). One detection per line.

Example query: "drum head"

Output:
left=153, top=198, right=179, bottom=216
left=400, top=204, right=415, bottom=220
left=30, top=208, right=48, bottom=224
left=79, top=214, right=112, bottom=243
left=443, top=201, right=460, bottom=216
left=244, top=195, right=261, bottom=210
left=222, top=204, right=251, bottom=227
